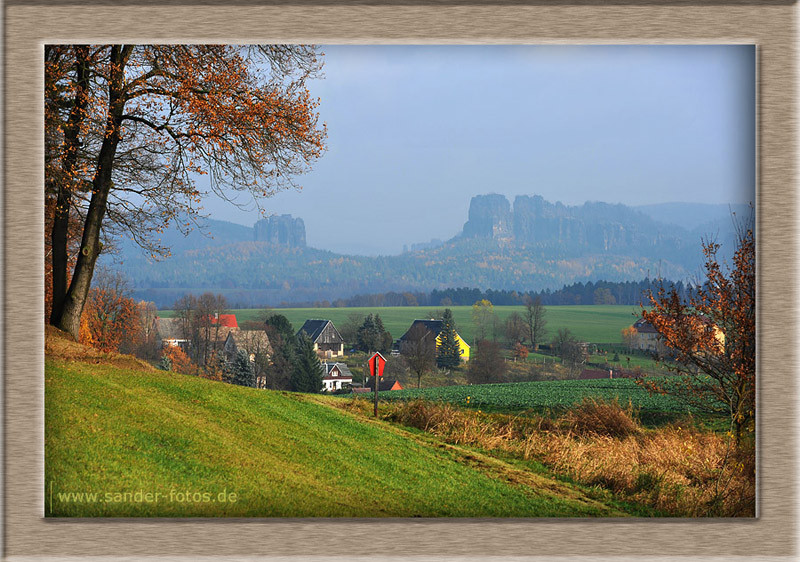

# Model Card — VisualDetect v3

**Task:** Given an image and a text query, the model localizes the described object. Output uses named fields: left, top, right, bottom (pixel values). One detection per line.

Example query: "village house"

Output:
left=398, top=319, right=471, bottom=362
left=296, top=319, right=345, bottom=358
left=362, top=378, right=404, bottom=392
left=223, top=329, right=272, bottom=388
left=153, top=317, right=190, bottom=350
left=320, top=361, right=353, bottom=392
left=630, top=318, right=668, bottom=355
left=631, top=316, right=724, bottom=358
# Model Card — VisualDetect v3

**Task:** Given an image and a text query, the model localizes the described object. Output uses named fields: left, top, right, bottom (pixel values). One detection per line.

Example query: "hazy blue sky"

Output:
left=204, top=45, right=755, bottom=256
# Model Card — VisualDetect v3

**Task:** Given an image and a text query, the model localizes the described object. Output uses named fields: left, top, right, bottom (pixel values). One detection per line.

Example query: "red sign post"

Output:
left=368, top=352, right=387, bottom=417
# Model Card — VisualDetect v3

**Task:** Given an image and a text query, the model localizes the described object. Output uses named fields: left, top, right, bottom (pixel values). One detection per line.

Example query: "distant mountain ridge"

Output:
left=460, top=194, right=694, bottom=256
left=105, top=195, right=740, bottom=307
left=634, top=202, right=750, bottom=233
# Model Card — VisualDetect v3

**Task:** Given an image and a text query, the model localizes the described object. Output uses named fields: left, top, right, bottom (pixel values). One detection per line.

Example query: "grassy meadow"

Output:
left=46, top=350, right=635, bottom=517
left=157, top=304, right=645, bottom=344
left=45, top=330, right=752, bottom=518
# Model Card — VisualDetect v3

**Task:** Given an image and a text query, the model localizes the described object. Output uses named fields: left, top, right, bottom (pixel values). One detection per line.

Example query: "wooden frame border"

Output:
left=4, top=2, right=795, bottom=559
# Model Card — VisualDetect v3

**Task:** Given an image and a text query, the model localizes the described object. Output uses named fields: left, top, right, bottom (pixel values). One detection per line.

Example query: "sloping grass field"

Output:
left=46, top=351, right=636, bottom=517
left=158, top=304, right=644, bottom=344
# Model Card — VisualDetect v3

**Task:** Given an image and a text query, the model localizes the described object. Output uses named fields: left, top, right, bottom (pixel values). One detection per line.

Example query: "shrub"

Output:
left=560, top=398, right=640, bottom=438
left=159, top=346, right=197, bottom=376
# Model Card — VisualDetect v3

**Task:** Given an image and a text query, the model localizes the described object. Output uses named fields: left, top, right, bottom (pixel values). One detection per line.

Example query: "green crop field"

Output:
left=158, top=304, right=644, bottom=344
left=371, top=378, right=698, bottom=426
left=46, top=349, right=637, bottom=517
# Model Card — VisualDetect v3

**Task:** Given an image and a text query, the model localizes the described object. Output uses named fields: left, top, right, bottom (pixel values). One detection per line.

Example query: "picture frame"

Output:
left=5, top=1, right=795, bottom=559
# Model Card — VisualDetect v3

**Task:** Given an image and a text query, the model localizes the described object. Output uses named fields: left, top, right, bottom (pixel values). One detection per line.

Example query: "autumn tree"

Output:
left=621, top=325, right=638, bottom=351
left=466, top=340, right=507, bottom=385
left=196, top=292, right=228, bottom=368
left=173, top=294, right=200, bottom=359
left=160, top=345, right=197, bottom=376
left=46, top=45, right=327, bottom=339
left=512, top=342, right=529, bottom=361
left=504, top=312, right=527, bottom=347
left=46, top=46, right=96, bottom=326
left=236, top=329, right=272, bottom=388
left=551, top=328, right=586, bottom=372
left=79, top=269, right=140, bottom=352
left=639, top=217, right=755, bottom=447
left=400, top=322, right=436, bottom=388
left=134, top=300, right=159, bottom=359
left=523, top=296, right=547, bottom=351
left=471, top=299, right=496, bottom=341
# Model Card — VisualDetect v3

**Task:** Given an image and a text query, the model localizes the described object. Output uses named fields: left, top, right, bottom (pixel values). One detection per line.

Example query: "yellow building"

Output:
left=399, top=319, right=470, bottom=361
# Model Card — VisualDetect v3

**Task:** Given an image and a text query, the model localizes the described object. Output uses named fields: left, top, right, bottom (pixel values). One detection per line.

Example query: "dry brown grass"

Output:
left=348, top=397, right=755, bottom=517
left=560, top=397, right=640, bottom=438
left=45, top=325, right=156, bottom=372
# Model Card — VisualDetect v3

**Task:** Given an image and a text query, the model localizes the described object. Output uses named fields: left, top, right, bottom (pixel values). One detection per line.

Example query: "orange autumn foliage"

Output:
left=161, top=345, right=197, bottom=376
left=638, top=215, right=755, bottom=446
left=79, top=286, right=140, bottom=353
left=620, top=325, right=637, bottom=350
left=46, top=45, right=327, bottom=340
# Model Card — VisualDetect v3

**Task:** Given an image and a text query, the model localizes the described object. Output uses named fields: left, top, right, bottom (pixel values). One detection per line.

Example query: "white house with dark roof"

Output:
left=320, top=361, right=353, bottom=392
left=297, top=319, right=345, bottom=358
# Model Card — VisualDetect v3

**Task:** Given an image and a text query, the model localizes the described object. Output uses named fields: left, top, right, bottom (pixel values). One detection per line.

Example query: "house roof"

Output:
left=233, top=330, right=272, bottom=355
left=633, top=318, right=658, bottom=334
left=321, top=361, right=353, bottom=378
left=399, top=319, right=444, bottom=341
left=399, top=320, right=469, bottom=350
left=154, top=317, right=185, bottom=340
left=364, top=378, right=403, bottom=391
left=578, top=369, right=614, bottom=380
left=297, top=319, right=343, bottom=344
left=212, top=314, right=238, bottom=328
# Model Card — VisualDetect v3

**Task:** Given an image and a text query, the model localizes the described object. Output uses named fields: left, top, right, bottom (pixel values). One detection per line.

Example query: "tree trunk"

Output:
left=58, top=46, right=130, bottom=339
left=49, top=46, right=91, bottom=326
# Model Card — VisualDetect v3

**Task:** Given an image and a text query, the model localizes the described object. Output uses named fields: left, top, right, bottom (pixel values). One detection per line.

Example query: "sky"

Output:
left=203, top=45, right=756, bottom=256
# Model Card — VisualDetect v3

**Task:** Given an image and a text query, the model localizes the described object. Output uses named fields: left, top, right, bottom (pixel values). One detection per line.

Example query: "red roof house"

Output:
left=208, top=314, right=238, bottom=328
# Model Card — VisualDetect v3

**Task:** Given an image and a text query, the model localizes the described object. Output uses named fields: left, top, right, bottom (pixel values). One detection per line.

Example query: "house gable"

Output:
left=400, top=319, right=470, bottom=361
left=298, top=320, right=344, bottom=357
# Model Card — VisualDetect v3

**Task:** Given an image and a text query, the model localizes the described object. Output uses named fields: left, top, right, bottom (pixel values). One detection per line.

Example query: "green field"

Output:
left=371, top=378, right=699, bottom=426
left=158, top=305, right=644, bottom=344
left=46, top=353, right=636, bottom=517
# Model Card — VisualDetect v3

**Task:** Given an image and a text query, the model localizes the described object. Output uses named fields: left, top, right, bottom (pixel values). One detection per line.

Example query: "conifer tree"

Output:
left=219, top=351, right=234, bottom=384
left=232, top=349, right=256, bottom=388
left=373, top=314, right=393, bottom=353
left=158, top=353, right=172, bottom=371
left=356, top=314, right=377, bottom=352
left=291, top=333, right=323, bottom=393
left=437, top=308, right=462, bottom=369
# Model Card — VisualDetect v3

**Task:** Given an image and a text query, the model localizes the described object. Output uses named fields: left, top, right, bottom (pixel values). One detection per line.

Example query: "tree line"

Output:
left=276, top=278, right=696, bottom=309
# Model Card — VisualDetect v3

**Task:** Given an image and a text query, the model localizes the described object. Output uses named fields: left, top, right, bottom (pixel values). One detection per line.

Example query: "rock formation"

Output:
left=461, top=194, right=513, bottom=239
left=462, top=194, right=675, bottom=253
left=253, top=214, right=306, bottom=247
